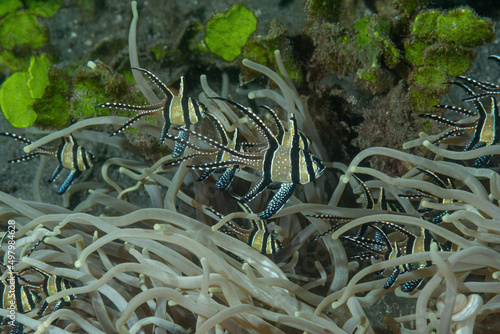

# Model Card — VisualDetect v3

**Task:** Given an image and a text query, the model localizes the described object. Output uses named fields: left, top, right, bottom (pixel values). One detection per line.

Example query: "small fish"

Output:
left=0, top=132, right=96, bottom=194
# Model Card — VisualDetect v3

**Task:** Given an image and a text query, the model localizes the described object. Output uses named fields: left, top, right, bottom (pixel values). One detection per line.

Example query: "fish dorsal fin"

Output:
left=67, top=134, right=77, bottom=145
left=283, top=114, right=298, bottom=148
left=178, top=76, right=185, bottom=97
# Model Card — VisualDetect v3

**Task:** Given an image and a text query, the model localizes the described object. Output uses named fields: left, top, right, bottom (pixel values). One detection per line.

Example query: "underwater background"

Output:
left=1, top=0, right=500, bottom=202
left=1, top=0, right=500, bottom=333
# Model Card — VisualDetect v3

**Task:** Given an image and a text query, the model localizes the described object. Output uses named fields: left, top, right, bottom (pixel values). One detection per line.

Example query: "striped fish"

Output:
left=311, top=174, right=403, bottom=240
left=460, top=55, right=500, bottom=101
left=399, top=168, right=457, bottom=224
left=167, top=104, right=313, bottom=192
left=1, top=233, right=42, bottom=334
left=20, top=266, right=77, bottom=316
left=259, top=105, right=312, bottom=150
left=99, top=68, right=208, bottom=157
left=342, top=222, right=449, bottom=292
left=16, top=237, right=77, bottom=317
left=420, top=80, right=500, bottom=167
left=0, top=133, right=95, bottom=194
left=206, top=203, right=282, bottom=255
left=352, top=174, right=403, bottom=237
left=184, top=97, right=325, bottom=219
left=0, top=274, right=42, bottom=334
left=196, top=112, right=243, bottom=191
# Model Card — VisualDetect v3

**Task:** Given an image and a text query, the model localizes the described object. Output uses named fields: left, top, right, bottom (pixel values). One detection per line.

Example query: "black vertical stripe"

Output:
left=423, top=229, right=432, bottom=252
left=261, top=232, right=270, bottom=254
left=290, top=147, right=300, bottom=184
left=263, top=148, right=277, bottom=181
left=380, top=189, right=388, bottom=210
left=299, top=132, right=311, bottom=149
left=72, top=144, right=80, bottom=171
left=406, top=236, right=415, bottom=256
left=43, top=277, right=51, bottom=296
left=270, top=235, right=277, bottom=254
left=305, top=153, right=316, bottom=183
left=81, top=147, right=90, bottom=170
left=181, top=96, right=191, bottom=126
left=468, top=99, right=487, bottom=150
left=26, top=287, right=37, bottom=309
left=56, top=276, right=63, bottom=294
left=290, top=116, right=301, bottom=184
left=423, top=229, right=434, bottom=267
left=357, top=176, right=374, bottom=209
left=0, top=282, right=5, bottom=308
left=192, top=99, right=202, bottom=121
left=56, top=140, right=65, bottom=166
left=164, top=93, right=175, bottom=124
left=14, top=279, right=24, bottom=312
left=493, top=100, right=500, bottom=144
left=63, top=279, right=74, bottom=301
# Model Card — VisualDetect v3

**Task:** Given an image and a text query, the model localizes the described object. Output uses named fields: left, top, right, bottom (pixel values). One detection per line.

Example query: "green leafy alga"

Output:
left=0, top=72, right=37, bottom=127
left=0, top=55, right=52, bottom=128
left=412, top=10, right=439, bottom=39
left=205, top=4, right=257, bottom=61
left=436, top=8, right=494, bottom=47
left=0, top=11, right=47, bottom=49
left=353, top=16, right=400, bottom=68
left=28, top=54, right=51, bottom=99
left=0, top=0, right=23, bottom=18
left=26, top=0, right=62, bottom=18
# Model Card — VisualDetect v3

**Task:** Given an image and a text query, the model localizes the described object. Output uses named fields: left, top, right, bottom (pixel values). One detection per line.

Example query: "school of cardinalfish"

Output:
left=2, top=55, right=500, bottom=331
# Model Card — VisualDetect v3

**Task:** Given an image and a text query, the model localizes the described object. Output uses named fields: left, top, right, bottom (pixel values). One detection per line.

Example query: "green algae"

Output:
left=26, top=0, right=62, bottom=18
left=305, top=0, right=340, bottom=23
left=0, top=56, right=145, bottom=129
left=412, top=10, right=440, bottom=40
left=33, top=61, right=146, bottom=128
left=354, top=16, right=401, bottom=69
left=0, top=0, right=60, bottom=75
left=151, top=44, right=168, bottom=61
left=395, top=0, right=425, bottom=17
left=0, top=10, right=46, bottom=73
left=28, top=54, right=51, bottom=99
left=412, top=8, right=494, bottom=47
left=33, top=69, right=71, bottom=128
left=410, top=88, right=440, bottom=114
left=0, top=72, right=37, bottom=127
left=409, top=65, right=447, bottom=112
left=71, top=61, right=141, bottom=120
left=349, top=15, right=401, bottom=92
left=0, top=11, right=47, bottom=49
left=405, top=6, right=494, bottom=112
left=412, top=66, right=447, bottom=90
left=0, top=55, right=53, bottom=128
left=241, top=20, right=302, bottom=83
left=424, top=46, right=472, bottom=76
left=184, top=22, right=206, bottom=55
left=71, top=67, right=117, bottom=120
left=355, top=66, right=394, bottom=94
left=0, top=49, right=31, bottom=73
left=404, top=39, right=431, bottom=66
left=436, top=8, right=494, bottom=47
left=205, top=4, right=257, bottom=61
left=0, top=0, right=22, bottom=18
